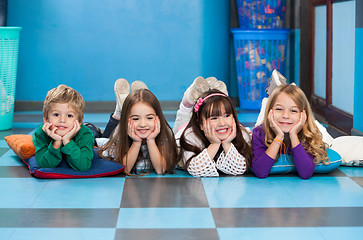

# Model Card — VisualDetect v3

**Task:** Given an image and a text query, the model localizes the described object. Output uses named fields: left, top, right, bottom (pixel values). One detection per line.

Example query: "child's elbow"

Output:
left=254, top=171, right=269, bottom=179
left=155, top=168, right=166, bottom=175
left=297, top=165, right=315, bottom=179
left=76, top=161, right=92, bottom=172
left=77, top=165, right=92, bottom=172
left=299, top=173, right=313, bottom=180
left=251, top=165, right=270, bottom=179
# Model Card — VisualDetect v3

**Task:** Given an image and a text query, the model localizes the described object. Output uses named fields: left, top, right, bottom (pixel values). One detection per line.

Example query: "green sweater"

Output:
left=33, top=124, right=94, bottom=171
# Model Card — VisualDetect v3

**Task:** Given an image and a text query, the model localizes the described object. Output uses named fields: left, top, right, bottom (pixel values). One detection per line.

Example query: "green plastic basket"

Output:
left=0, top=27, right=21, bottom=130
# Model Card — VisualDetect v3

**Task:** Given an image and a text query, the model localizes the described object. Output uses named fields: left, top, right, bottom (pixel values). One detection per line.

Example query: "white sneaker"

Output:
left=114, top=78, right=130, bottom=113
left=212, top=80, right=228, bottom=95
left=205, top=77, right=218, bottom=89
left=131, top=81, right=148, bottom=92
left=205, top=77, right=228, bottom=95
left=185, top=76, right=209, bottom=105
left=266, top=69, right=287, bottom=95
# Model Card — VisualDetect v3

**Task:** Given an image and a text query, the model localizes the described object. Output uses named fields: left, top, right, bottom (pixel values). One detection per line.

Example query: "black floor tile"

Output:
left=212, top=207, right=363, bottom=227
left=351, top=177, right=363, bottom=187
left=0, top=166, right=32, bottom=178
left=121, top=178, right=209, bottom=208
left=115, top=229, right=219, bottom=240
left=0, top=208, right=120, bottom=228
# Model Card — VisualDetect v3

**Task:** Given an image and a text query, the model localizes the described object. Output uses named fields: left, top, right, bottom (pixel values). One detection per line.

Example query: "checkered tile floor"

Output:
left=1, top=110, right=363, bottom=240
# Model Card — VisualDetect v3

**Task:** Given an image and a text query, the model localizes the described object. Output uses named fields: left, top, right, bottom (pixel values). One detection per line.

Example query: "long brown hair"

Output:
left=179, top=89, right=252, bottom=169
left=263, top=84, right=329, bottom=164
left=98, top=89, right=178, bottom=174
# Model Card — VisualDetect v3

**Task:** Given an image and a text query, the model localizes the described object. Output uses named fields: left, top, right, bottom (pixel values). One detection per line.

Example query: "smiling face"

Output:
left=129, top=102, right=157, bottom=139
left=44, top=103, right=79, bottom=137
left=271, top=92, right=301, bottom=133
left=201, top=105, right=234, bottom=141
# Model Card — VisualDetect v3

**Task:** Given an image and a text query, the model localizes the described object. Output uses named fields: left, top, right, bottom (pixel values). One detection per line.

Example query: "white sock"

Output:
left=173, top=102, right=193, bottom=133
left=113, top=107, right=121, bottom=120
left=182, top=91, right=194, bottom=108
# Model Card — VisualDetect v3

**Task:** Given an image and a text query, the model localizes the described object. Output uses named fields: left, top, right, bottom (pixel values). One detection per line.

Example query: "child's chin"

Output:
left=138, top=135, right=149, bottom=139
left=281, top=128, right=292, bottom=134
left=55, top=130, right=68, bottom=137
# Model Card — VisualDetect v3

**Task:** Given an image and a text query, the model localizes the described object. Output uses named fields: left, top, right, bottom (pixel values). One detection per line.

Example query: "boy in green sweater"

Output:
left=33, top=84, right=94, bottom=171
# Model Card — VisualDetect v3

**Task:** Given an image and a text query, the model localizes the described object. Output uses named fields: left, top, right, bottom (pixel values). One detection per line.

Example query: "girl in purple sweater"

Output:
left=252, top=84, right=330, bottom=179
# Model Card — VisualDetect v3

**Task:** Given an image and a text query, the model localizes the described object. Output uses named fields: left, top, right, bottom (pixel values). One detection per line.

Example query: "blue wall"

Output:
left=7, top=0, right=230, bottom=102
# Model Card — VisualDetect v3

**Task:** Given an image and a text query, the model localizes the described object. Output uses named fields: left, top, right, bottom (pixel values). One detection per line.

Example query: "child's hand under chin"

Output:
left=289, top=110, right=307, bottom=136
left=127, top=119, right=142, bottom=143
left=268, top=109, right=284, bottom=139
left=222, top=119, right=236, bottom=144
left=147, top=116, right=160, bottom=141
left=202, top=119, right=222, bottom=144
left=62, top=120, right=81, bottom=144
left=42, top=122, right=62, bottom=142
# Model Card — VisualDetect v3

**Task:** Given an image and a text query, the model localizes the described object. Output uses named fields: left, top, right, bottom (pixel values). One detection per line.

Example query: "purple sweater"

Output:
left=252, top=125, right=315, bottom=179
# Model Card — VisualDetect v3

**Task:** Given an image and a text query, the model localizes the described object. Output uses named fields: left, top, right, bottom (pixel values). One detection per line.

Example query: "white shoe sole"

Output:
left=114, top=78, right=130, bottom=110
left=213, top=81, right=228, bottom=95
left=266, top=69, right=287, bottom=95
left=189, top=76, right=209, bottom=103
left=205, top=77, right=218, bottom=89
left=131, top=81, right=148, bottom=92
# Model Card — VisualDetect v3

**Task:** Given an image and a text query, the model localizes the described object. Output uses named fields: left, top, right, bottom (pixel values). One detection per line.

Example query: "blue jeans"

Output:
left=102, top=113, right=119, bottom=138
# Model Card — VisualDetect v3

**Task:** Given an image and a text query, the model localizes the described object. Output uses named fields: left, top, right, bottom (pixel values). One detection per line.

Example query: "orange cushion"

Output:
left=4, top=134, right=35, bottom=160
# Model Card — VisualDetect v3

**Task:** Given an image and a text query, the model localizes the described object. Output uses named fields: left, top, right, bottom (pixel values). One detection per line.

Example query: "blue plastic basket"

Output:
left=0, top=27, right=21, bottom=130
left=232, top=29, right=289, bottom=110
left=236, top=0, right=286, bottom=29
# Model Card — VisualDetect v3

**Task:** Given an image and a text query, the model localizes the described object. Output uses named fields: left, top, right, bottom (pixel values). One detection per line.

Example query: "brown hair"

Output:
left=179, top=89, right=252, bottom=169
left=43, top=84, right=85, bottom=123
left=98, top=89, right=178, bottom=174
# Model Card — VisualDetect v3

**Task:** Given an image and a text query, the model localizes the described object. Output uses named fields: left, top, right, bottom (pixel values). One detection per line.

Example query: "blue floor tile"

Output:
left=339, top=166, right=363, bottom=177
left=202, top=177, right=298, bottom=208
left=218, top=227, right=325, bottom=240
left=0, top=178, right=48, bottom=208
left=0, top=150, right=30, bottom=166
left=83, top=113, right=112, bottom=123
left=117, top=208, right=216, bottom=228
left=0, top=140, right=8, bottom=148
left=0, top=228, right=14, bottom=240
left=12, top=123, right=42, bottom=129
left=279, top=177, right=363, bottom=207
left=317, top=227, right=363, bottom=240
left=31, top=178, right=125, bottom=208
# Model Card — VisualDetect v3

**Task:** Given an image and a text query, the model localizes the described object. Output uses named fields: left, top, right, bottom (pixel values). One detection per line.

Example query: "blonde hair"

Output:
left=43, top=84, right=85, bottom=123
left=262, top=84, right=329, bottom=164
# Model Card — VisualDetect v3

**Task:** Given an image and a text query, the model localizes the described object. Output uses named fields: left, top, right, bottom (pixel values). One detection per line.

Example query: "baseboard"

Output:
left=14, top=101, right=181, bottom=113
left=15, top=101, right=43, bottom=112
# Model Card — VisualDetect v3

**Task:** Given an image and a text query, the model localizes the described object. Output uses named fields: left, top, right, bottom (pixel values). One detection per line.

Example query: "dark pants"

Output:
left=85, top=114, right=119, bottom=140
left=102, top=114, right=119, bottom=138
